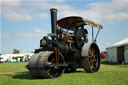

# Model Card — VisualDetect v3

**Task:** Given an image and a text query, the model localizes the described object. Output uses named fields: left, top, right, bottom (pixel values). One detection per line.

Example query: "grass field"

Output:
left=0, top=62, right=128, bottom=85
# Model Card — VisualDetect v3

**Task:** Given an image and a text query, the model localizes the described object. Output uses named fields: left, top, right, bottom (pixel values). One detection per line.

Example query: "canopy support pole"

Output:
left=92, top=26, right=94, bottom=42
left=95, top=28, right=101, bottom=42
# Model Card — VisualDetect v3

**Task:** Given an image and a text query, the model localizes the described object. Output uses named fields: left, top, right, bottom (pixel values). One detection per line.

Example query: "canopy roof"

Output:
left=107, top=37, right=128, bottom=48
left=57, top=16, right=103, bottom=31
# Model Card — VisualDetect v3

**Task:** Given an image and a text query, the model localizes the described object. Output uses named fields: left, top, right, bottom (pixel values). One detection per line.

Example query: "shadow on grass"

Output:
left=101, top=61, right=121, bottom=65
left=12, top=70, right=85, bottom=79
left=12, top=71, right=34, bottom=80
left=64, top=70, right=84, bottom=74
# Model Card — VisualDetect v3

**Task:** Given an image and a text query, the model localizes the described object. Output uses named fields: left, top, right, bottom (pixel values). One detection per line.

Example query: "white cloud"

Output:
left=1, top=0, right=128, bottom=23
left=0, top=34, right=10, bottom=38
left=34, top=28, right=42, bottom=33
left=56, top=0, right=65, bottom=2
left=0, top=0, right=32, bottom=21
left=1, top=28, right=48, bottom=38
left=16, top=28, right=48, bottom=38
left=4, top=12, right=33, bottom=21
left=29, top=0, right=128, bottom=23
left=87, top=0, right=128, bottom=23
left=0, top=0, right=21, bottom=7
left=0, top=0, right=48, bottom=21
left=38, top=13, right=49, bottom=19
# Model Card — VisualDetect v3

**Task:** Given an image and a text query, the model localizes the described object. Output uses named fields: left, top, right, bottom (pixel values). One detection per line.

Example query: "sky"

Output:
left=0, top=0, right=128, bottom=54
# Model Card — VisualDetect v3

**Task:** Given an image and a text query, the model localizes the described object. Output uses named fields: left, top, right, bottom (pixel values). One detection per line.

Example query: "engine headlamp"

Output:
left=41, top=39, right=46, bottom=46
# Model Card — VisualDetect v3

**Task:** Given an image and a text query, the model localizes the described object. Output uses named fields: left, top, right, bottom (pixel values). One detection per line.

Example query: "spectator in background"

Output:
left=17, top=57, right=20, bottom=62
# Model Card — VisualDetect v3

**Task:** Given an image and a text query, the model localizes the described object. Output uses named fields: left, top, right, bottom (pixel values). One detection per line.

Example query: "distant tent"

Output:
left=0, top=53, right=34, bottom=63
left=106, top=38, right=128, bottom=64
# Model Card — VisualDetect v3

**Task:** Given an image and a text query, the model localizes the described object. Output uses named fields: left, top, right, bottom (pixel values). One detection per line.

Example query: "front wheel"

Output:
left=28, top=51, right=65, bottom=78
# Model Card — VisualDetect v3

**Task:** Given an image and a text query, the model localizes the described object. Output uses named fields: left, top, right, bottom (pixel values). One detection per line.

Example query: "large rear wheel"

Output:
left=81, top=43, right=101, bottom=73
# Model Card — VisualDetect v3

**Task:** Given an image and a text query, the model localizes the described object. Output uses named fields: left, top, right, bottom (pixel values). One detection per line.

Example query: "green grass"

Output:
left=0, top=62, right=128, bottom=85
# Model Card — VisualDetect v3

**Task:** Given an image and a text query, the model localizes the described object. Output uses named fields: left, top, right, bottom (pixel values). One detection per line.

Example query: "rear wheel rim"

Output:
left=82, top=43, right=101, bottom=73
left=88, top=47, right=100, bottom=71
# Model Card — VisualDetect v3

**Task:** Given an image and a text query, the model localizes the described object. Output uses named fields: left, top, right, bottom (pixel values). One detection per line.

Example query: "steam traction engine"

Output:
left=26, top=8, right=103, bottom=78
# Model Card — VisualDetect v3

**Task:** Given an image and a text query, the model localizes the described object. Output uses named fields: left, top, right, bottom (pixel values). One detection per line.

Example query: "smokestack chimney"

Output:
left=50, top=8, right=58, bottom=40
